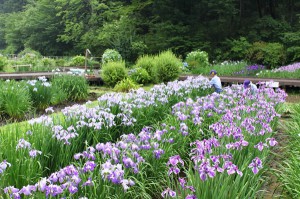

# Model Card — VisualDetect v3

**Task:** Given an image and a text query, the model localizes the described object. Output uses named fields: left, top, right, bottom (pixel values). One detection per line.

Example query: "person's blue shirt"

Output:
left=210, top=75, right=222, bottom=93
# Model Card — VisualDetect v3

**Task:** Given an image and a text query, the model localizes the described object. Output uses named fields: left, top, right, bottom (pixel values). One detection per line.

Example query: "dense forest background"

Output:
left=0, top=0, right=300, bottom=64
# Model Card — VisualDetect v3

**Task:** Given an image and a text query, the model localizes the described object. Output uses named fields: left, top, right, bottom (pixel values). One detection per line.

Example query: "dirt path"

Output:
left=286, top=94, right=300, bottom=103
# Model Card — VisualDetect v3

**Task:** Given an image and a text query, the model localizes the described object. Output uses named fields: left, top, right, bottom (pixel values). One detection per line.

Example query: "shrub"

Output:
left=87, top=59, right=99, bottom=69
left=135, top=55, right=157, bottom=83
left=70, top=55, right=85, bottom=67
left=40, top=58, right=56, bottom=68
left=32, top=57, right=56, bottom=71
left=101, top=61, right=128, bottom=87
left=27, top=77, right=52, bottom=110
left=0, top=80, right=32, bottom=119
left=130, top=41, right=148, bottom=61
left=18, top=48, right=41, bottom=58
left=55, top=58, right=66, bottom=67
left=227, top=37, right=252, bottom=60
left=102, top=49, right=122, bottom=65
left=51, top=75, right=88, bottom=101
left=154, top=50, right=181, bottom=83
left=185, top=50, right=209, bottom=72
left=129, top=67, right=151, bottom=84
left=114, top=78, right=139, bottom=92
left=281, top=32, right=300, bottom=62
left=19, top=54, right=39, bottom=69
left=246, top=42, right=286, bottom=69
left=0, top=55, right=8, bottom=71
left=17, top=49, right=41, bottom=70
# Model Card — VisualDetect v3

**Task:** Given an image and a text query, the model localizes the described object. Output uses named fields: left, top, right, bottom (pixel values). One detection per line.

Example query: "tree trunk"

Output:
left=288, top=0, right=294, bottom=24
left=269, top=0, right=275, bottom=19
left=256, top=0, right=262, bottom=18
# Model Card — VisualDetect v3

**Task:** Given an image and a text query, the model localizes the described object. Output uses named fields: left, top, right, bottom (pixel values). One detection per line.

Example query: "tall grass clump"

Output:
left=0, top=80, right=32, bottom=119
left=51, top=75, right=88, bottom=101
left=101, top=61, right=127, bottom=87
left=27, top=76, right=52, bottom=110
left=50, top=84, right=68, bottom=105
left=154, top=50, right=181, bottom=83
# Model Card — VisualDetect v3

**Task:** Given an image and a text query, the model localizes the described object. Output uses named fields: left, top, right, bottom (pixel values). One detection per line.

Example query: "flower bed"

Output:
left=0, top=78, right=286, bottom=199
left=257, top=62, right=300, bottom=79
left=0, top=76, right=211, bottom=193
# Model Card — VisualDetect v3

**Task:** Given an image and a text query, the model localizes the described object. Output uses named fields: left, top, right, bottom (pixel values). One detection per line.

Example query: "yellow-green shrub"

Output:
left=101, top=61, right=128, bottom=87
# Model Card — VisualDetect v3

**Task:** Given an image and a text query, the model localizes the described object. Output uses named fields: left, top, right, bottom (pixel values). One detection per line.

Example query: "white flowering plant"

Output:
left=185, top=50, right=209, bottom=72
left=102, top=49, right=122, bottom=65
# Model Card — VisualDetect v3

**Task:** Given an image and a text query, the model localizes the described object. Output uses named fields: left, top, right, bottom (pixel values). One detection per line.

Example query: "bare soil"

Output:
left=286, top=94, right=300, bottom=103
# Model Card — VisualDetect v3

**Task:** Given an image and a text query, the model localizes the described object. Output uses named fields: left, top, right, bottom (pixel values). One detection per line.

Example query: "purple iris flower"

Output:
left=161, top=188, right=176, bottom=198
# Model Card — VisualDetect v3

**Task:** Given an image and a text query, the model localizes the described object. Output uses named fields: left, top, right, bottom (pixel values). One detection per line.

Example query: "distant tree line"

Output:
left=0, top=0, right=299, bottom=64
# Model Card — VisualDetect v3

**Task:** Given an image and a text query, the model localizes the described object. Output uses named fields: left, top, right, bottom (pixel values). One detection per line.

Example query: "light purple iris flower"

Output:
left=248, top=157, right=263, bottom=174
left=161, top=188, right=176, bottom=198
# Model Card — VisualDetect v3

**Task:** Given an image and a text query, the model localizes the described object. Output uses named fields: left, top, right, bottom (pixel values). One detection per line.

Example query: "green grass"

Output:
left=276, top=103, right=300, bottom=198
left=257, top=69, right=300, bottom=79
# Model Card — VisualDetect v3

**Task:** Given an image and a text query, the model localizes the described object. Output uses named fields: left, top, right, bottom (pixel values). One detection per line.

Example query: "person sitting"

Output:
left=243, top=79, right=258, bottom=95
left=209, top=70, right=222, bottom=93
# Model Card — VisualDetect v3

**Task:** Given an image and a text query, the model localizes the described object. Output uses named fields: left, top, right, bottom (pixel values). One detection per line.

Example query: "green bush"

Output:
left=246, top=41, right=286, bottom=69
left=130, top=41, right=148, bottom=60
left=185, top=50, right=209, bottom=72
left=154, top=50, right=181, bottom=83
left=0, top=55, right=8, bottom=71
left=101, top=61, right=128, bottom=87
left=135, top=55, right=156, bottom=83
left=17, top=49, right=41, bottom=70
left=281, top=31, right=300, bottom=62
left=129, top=67, right=151, bottom=84
left=19, top=54, right=39, bottom=69
left=18, top=48, right=41, bottom=58
left=0, top=80, right=32, bottom=119
left=102, top=49, right=122, bottom=65
left=55, top=58, right=66, bottom=67
left=31, top=57, right=57, bottom=71
left=51, top=75, right=88, bottom=101
left=40, top=57, right=56, bottom=68
left=70, top=55, right=85, bottom=67
left=87, top=59, right=99, bottom=69
left=114, top=78, right=139, bottom=92
left=227, top=37, right=252, bottom=60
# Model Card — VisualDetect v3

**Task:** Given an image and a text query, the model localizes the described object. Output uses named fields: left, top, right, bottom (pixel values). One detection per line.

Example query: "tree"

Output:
left=21, top=0, right=69, bottom=55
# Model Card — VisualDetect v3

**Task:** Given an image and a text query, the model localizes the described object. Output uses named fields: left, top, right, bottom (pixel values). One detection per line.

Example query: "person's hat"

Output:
left=243, top=79, right=250, bottom=89
left=210, top=70, right=217, bottom=75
